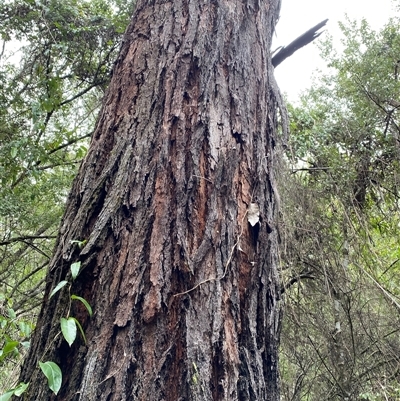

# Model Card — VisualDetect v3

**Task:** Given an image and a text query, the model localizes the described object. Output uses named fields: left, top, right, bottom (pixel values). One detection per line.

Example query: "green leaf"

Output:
left=3, top=341, right=19, bottom=355
left=18, top=321, right=31, bottom=337
left=0, top=390, right=14, bottom=401
left=0, top=341, right=19, bottom=361
left=70, top=261, right=81, bottom=280
left=14, top=382, right=29, bottom=396
left=39, top=361, right=62, bottom=395
left=72, top=317, right=87, bottom=344
left=49, top=280, right=68, bottom=299
left=60, top=317, right=77, bottom=347
left=70, top=239, right=87, bottom=249
left=71, top=295, right=93, bottom=316
left=7, top=308, right=16, bottom=319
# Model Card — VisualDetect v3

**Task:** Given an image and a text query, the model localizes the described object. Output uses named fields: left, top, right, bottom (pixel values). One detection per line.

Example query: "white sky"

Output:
left=273, top=0, right=397, bottom=102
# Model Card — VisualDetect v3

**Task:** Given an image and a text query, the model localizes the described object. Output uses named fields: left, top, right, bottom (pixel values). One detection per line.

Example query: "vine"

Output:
left=0, top=240, right=92, bottom=399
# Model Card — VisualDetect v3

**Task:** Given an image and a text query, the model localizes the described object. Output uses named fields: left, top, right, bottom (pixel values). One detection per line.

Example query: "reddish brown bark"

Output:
left=19, top=0, right=284, bottom=399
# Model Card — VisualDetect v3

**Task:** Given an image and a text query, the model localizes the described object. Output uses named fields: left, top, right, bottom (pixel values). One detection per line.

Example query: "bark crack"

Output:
left=173, top=207, right=249, bottom=297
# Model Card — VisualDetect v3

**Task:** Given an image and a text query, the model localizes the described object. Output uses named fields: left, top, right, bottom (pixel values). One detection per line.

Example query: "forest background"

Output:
left=1, top=0, right=400, bottom=400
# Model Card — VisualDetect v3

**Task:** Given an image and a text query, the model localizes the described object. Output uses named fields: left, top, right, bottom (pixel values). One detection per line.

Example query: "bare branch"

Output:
left=272, top=19, right=328, bottom=68
left=0, top=235, right=56, bottom=246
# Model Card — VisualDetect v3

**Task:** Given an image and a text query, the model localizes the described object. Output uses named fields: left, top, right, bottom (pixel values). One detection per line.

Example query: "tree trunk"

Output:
left=19, top=0, right=283, bottom=399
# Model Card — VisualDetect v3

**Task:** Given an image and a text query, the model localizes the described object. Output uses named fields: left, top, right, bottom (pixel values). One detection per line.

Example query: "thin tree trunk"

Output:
left=19, top=0, right=284, bottom=399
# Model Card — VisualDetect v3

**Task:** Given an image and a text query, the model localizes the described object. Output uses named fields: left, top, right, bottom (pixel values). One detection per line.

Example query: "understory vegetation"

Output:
left=1, top=1, right=400, bottom=399
left=0, top=0, right=133, bottom=392
left=280, top=14, right=400, bottom=401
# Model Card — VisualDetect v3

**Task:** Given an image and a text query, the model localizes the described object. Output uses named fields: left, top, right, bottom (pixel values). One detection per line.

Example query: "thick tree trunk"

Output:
left=19, top=0, right=283, bottom=399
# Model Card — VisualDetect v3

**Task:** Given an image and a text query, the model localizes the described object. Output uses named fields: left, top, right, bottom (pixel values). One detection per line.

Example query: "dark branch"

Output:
left=281, top=271, right=315, bottom=294
left=0, top=235, right=57, bottom=246
left=272, top=19, right=329, bottom=68
left=10, top=261, right=48, bottom=299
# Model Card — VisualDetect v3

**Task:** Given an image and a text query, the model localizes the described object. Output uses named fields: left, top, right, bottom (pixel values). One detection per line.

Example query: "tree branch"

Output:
left=281, top=271, right=315, bottom=294
left=0, top=235, right=57, bottom=246
left=272, top=19, right=329, bottom=68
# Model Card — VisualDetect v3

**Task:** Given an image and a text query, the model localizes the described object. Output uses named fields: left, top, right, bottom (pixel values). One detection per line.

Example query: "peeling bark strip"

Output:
left=20, top=0, right=283, bottom=400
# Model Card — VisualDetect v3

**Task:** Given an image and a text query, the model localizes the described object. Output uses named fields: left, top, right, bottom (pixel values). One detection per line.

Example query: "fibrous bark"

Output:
left=20, top=0, right=284, bottom=400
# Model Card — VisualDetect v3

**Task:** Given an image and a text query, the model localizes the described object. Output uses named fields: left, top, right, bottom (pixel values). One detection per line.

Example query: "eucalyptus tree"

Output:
left=11, top=0, right=288, bottom=398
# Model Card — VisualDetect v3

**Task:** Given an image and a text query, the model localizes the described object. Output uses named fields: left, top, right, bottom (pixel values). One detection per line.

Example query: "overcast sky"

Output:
left=273, top=0, right=397, bottom=102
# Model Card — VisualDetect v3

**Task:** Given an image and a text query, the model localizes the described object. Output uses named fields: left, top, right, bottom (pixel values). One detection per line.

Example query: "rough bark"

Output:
left=19, top=0, right=283, bottom=399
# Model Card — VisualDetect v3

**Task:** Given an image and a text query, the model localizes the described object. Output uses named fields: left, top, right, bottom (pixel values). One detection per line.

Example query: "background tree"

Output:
left=14, top=0, right=285, bottom=399
left=279, top=16, right=400, bottom=401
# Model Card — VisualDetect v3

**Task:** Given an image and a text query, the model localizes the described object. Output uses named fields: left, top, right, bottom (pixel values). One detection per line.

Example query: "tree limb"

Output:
left=281, top=271, right=315, bottom=294
left=0, top=235, right=57, bottom=246
left=272, top=19, right=329, bottom=68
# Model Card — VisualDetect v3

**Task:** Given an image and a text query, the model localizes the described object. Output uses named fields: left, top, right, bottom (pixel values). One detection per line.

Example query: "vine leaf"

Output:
left=49, top=281, right=68, bottom=299
left=61, top=317, right=77, bottom=346
left=39, top=361, right=62, bottom=395
left=73, top=317, right=87, bottom=344
left=70, top=261, right=81, bottom=280
left=13, top=382, right=29, bottom=396
left=0, top=390, right=14, bottom=401
left=0, top=382, right=29, bottom=400
left=71, top=295, right=93, bottom=316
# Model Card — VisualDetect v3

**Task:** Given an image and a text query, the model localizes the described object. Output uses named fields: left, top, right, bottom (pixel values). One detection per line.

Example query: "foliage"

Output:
left=280, top=16, right=400, bottom=401
left=0, top=0, right=133, bottom=392
left=39, top=361, right=62, bottom=395
left=1, top=256, right=93, bottom=396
